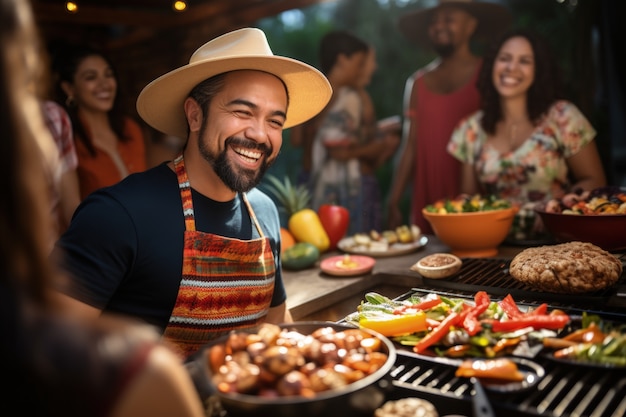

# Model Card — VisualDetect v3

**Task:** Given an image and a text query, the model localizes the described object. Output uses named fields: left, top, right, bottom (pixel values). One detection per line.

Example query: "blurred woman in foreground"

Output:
left=0, top=1, right=205, bottom=416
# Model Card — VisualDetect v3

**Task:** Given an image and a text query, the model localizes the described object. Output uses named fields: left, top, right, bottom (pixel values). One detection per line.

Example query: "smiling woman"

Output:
left=50, top=42, right=147, bottom=200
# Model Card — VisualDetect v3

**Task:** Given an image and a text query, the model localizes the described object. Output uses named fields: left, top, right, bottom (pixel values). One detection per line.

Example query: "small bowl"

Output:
left=422, top=207, right=517, bottom=258
left=535, top=209, right=626, bottom=252
left=411, top=253, right=462, bottom=279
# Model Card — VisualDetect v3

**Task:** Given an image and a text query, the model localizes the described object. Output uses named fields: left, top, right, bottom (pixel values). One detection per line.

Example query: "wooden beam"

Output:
left=32, top=0, right=330, bottom=29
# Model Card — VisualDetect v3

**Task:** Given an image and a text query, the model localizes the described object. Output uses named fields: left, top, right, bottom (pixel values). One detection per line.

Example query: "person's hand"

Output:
left=381, top=131, right=401, bottom=159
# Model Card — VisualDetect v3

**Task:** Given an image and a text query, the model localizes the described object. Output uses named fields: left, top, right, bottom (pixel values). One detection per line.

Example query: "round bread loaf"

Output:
left=509, top=241, right=622, bottom=294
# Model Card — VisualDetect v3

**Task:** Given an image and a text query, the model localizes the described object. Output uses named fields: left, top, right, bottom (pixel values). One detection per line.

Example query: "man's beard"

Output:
left=432, top=42, right=455, bottom=58
left=199, top=136, right=273, bottom=193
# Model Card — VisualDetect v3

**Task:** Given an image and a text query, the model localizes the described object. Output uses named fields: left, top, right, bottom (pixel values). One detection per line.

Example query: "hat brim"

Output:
left=398, top=2, right=512, bottom=48
left=137, top=55, right=331, bottom=138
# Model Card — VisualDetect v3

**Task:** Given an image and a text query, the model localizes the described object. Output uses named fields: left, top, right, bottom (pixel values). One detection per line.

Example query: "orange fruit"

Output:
left=280, top=227, right=296, bottom=253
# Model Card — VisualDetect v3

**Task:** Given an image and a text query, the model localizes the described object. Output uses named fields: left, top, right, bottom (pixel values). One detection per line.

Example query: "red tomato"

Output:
left=317, top=204, right=350, bottom=251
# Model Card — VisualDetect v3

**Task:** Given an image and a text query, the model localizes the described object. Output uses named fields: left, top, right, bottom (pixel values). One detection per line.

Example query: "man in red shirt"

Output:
left=386, top=0, right=511, bottom=233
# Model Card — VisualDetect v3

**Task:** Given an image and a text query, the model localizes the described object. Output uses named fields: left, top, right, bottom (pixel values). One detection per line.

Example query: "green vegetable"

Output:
left=281, top=242, right=320, bottom=270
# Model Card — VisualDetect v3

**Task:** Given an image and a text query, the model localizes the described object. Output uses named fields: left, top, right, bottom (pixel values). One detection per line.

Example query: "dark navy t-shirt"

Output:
left=54, top=162, right=286, bottom=332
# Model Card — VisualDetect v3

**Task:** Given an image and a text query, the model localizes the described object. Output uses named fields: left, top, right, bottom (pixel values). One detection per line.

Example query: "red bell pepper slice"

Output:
left=482, top=314, right=570, bottom=333
left=499, top=294, right=524, bottom=319
left=500, top=294, right=549, bottom=318
left=460, top=291, right=490, bottom=336
left=413, top=312, right=461, bottom=354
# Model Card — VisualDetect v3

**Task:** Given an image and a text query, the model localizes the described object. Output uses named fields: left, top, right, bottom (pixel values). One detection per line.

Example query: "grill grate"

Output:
left=391, top=253, right=626, bottom=318
left=388, top=352, right=626, bottom=417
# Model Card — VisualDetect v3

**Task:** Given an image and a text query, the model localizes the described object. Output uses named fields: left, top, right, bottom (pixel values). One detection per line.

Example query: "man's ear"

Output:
left=184, top=97, right=202, bottom=133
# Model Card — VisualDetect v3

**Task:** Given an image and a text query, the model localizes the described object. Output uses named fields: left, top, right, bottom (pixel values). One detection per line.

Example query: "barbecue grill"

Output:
left=377, top=253, right=626, bottom=417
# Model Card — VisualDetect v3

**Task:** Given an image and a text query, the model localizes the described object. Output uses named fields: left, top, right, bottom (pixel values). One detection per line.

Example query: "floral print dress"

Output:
left=447, top=100, right=596, bottom=205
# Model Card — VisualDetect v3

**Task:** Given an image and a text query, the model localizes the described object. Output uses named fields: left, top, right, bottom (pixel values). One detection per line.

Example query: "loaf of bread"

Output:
left=509, top=241, right=622, bottom=294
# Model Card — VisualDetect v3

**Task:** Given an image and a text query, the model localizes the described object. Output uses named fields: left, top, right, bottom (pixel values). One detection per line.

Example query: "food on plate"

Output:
left=424, top=194, right=512, bottom=214
left=374, top=397, right=439, bottom=417
left=543, top=313, right=626, bottom=366
left=320, top=255, right=376, bottom=277
left=544, top=186, right=626, bottom=215
left=344, top=291, right=570, bottom=359
left=205, top=323, right=389, bottom=397
left=509, top=241, right=622, bottom=294
left=411, top=253, right=462, bottom=279
left=341, top=224, right=421, bottom=252
left=455, top=358, right=524, bottom=382
left=281, top=242, right=320, bottom=270
left=334, top=254, right=359, bottom=269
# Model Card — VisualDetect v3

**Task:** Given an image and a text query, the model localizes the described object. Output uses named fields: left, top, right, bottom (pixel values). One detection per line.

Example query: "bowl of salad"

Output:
left=535, top=186, right=626, bottom=252
left=422, top=195, right=516, bottom=258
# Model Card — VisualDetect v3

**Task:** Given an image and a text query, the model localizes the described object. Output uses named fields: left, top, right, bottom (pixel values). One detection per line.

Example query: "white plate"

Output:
left=337, top=235, right=428, bottom=258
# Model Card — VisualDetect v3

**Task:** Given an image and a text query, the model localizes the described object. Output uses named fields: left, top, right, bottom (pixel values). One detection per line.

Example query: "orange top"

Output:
left=75, top=117, right=147, bottom=200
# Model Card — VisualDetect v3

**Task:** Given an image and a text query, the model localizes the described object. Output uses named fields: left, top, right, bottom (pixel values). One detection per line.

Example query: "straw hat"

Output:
left=136, top=28, right=332, bottom=138
left=398, top=0, right=512, bottom=48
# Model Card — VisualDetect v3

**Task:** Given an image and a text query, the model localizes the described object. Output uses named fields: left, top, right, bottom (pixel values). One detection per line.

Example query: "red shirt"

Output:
left=75, top=117, right=147, bottom=200
left=408, top=66, right=481, bottom=233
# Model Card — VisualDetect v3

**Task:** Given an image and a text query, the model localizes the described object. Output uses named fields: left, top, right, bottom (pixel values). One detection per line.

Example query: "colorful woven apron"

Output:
left=162, top=154, right=275, bottom=358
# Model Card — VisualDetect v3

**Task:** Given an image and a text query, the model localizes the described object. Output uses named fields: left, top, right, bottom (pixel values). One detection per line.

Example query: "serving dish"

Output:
left=535, top=209, right=626, bottom=252
left=464, top=357, right=545, bottom=393
left=422, top=207, right=516, bottom=258
left=186, top=321, right=397, bottom=417
left=320, top=255, right=376, bottom=277
left=337, top=235, right=428, bottom=258
left=410, top=253, right=462, bottom=279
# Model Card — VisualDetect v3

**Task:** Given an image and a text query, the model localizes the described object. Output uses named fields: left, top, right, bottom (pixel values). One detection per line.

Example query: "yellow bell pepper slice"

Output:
left=359, top=312, right=427, bottom=337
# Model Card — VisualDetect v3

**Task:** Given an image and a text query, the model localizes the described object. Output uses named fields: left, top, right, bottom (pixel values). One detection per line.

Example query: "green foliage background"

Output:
left=254, top=0, right=605, bottom=225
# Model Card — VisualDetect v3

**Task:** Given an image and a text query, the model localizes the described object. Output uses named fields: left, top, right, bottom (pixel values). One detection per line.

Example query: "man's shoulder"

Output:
left=96, top=163, right=177, bottom=206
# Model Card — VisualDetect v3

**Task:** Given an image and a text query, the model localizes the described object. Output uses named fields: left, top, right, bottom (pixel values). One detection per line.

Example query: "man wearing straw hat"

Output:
left=53, top=28, right=332, bottom=358
left=386, top=0, right=511, bottom=234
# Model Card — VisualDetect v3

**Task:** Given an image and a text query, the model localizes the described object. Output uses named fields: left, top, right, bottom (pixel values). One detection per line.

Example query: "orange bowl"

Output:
left=422, top=207, right=517, bottom=257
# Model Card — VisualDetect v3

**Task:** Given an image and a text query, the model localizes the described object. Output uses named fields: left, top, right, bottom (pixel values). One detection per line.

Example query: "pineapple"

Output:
left=263, top=175, right=330, bottom=252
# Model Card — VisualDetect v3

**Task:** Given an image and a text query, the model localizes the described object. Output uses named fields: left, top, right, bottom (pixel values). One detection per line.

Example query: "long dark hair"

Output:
left=1, top=0, right=54, bottom=310
left=50, top=42, right=129, bottom=156
left=319, top=30, right=369, bottom=75
left=478, top=28, right=563, bottom=134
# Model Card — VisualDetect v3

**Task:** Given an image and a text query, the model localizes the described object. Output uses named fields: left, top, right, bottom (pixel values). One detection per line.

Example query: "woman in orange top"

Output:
left=52, top=43, right=147, bottom=200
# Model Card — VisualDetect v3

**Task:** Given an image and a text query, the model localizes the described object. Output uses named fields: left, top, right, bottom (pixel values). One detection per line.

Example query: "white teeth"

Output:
left=500, top=76, right=519, bottom=86
left=234, top=147, right=261, bottom=161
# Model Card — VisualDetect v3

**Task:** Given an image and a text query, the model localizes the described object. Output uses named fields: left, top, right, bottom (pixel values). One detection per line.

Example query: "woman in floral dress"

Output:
left=448, top=28, right=605, bottom=206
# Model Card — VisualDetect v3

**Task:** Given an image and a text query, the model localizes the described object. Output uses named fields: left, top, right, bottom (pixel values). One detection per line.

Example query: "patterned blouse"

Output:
left=447, top=100, right=596, bottom=204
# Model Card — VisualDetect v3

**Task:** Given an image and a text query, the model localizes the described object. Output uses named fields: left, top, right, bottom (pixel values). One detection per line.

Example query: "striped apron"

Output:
left=162, top=154, right=275, bottom=358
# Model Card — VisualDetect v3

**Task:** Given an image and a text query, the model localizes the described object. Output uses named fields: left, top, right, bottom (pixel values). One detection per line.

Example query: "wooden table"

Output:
left=284, top=235, right=525, bottom=321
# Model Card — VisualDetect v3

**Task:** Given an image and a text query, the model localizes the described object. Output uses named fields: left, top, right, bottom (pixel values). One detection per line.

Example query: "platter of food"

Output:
left=455, top=357, right=545, bottom=393
left=320, top=254, right=376, bottom=277
left=542, top=314, right=626, bottom=368
left=337, top=225, right=427, bottom=257
left=344, top=291, right=569, bottom=359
